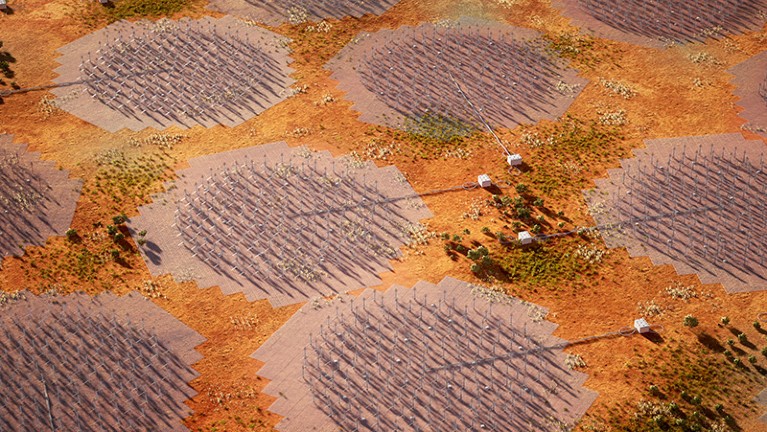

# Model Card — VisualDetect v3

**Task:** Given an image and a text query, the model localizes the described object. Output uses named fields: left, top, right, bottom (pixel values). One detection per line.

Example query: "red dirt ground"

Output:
left=2, top=0, right=767, bottom=430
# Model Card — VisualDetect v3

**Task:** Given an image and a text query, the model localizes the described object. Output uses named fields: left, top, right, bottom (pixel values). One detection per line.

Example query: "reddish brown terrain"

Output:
left=2, top=0, right=767, bottom=431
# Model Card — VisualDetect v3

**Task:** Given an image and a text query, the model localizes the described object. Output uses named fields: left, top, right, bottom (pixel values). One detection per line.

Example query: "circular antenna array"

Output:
left=254, top=277, right=597, bottom=431
left=555, top=0, right=767, bottom=47
left=730, top=51, right=767, bottom=138
left=51, top=16, right=294, bottom=131
left=585, top=133, right=767, bottom=293
left=206, top=0, right=401, bottom=25
left=0, top=135, right=82, bottom=264
left=327, top=20, right=586, bottom=132
left=129, top=142, right=432, bottom=307
left=0, top=292, right=204, bottom=431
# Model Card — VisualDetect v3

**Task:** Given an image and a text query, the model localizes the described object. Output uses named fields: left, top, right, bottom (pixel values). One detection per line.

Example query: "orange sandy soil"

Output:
left=2, top=0, right=767, bottom=430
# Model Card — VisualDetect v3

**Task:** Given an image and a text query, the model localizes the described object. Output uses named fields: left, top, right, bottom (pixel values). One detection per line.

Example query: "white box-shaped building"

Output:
left=507, top=154, right=523, bottom=166
left=634, top=318, right=651, bottom=334
left=518, top=231, right=533, bottom=245
left=477, top=174, right=492, bottom=188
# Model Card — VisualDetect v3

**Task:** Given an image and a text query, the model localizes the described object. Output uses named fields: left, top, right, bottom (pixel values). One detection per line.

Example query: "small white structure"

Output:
left=634, top=318, right=652, bottom=334
left=477, top=174, right=492, bottom=188
left=518, top=231, right=533, bottom=245
left=0, top=0, right=7, bottom=10
left=506, top=154, right=523, bottom=166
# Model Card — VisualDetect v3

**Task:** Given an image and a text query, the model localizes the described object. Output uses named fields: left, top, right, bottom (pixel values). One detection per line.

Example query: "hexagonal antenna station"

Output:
left=128, top=142, right=432, bottom=306
left=326, top=18, right=586, bottom=133
left=584, top=133, right=767, bottom=293
left=253, top=277, right=598, bottom=431
left=51, top=16, right=295, bottom=132
left=206, top=0, right=401, bottom=26
left=554, top=0, right=767, bottom=47
left=0, top=291, right=204, bottom=431
left=730, top=50, right=767, bottom=138
left=0, top=134, right=82, bottom=266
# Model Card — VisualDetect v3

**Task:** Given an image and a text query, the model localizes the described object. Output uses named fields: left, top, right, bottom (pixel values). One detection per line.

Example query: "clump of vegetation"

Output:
left=0, top=40, right=17, bottom=91
left=638, top=299, right=663, bottom=317
left=83, top=149, right=175, bottom=218
left=128, top=133, right=186, bottom=150
left=65, top=228, right=79, bottom=241
left=403, top=113, right=474, bottom=144
left=545, top=32, right=602, bottom=68
left=363, top=115, right=482, bottom=161
left=76, top=0, right=196, bottom=26
left=683, top=315, right=699, bottom=328
left=598, top=329, right=759, bottom=432
left=141, top=279, right=167, bottom=299
left=499, top=241, right=596, bottom=287
left=136, top=229, right=148, bottom=246
left=0, top=291, right=26, bottom=306
left=598, top=109, right=627, bottom=126
left=687, top=51, right=722, bottom=66
left=599, top=77, right=638, bottom=99
left=574, top=244, right=607, bottom=265
left=287, top=5, right=309, bottom=24
left=519, top=115, right=625, bottom=197
left=466, top=245, right=498, bottom=279
left=665, top=282, right=698, bottom=300
left=565, top=353, right=586, bottom=370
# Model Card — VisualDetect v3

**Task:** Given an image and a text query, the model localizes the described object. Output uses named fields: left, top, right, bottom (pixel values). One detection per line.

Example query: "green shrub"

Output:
left=467, top=246, right=489, bottom=261
left=516, top=206, right=531, bottom=219
left=683, top=315, right=699, bottom=328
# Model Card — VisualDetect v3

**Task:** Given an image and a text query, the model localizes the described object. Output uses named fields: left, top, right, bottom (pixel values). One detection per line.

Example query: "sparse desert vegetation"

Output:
left=2, top=0, right=767, bottom=430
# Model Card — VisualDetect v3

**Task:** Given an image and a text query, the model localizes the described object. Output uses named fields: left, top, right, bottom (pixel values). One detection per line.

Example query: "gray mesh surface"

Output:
left=51, top=16, right=295, bottom=132
left=0, top=134, right=82, bottom=265
left=554, top=0, right=767, bottom=47
left=326, top=19, right=586, bottom=132
left=0, top=291, right=205, bottom=431
left=730, top=51, right=767, bottom=138
left=584, top=133, right=767, bottom=293
left=206, top=0, right=400, bottom=26
left=253, top=277, right=598, bottom=431
left=128, top=142, right=432, bottom=307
